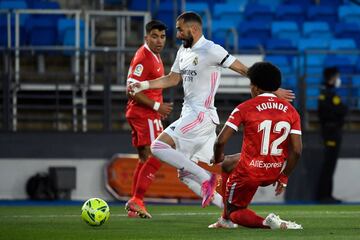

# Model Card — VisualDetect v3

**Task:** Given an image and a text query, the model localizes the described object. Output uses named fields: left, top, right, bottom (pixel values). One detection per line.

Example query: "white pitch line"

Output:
left=5, top=211, right=360, bottom=219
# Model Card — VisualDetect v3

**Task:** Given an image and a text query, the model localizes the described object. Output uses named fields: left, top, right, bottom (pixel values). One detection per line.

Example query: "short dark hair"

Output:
left=323, top=66, right=339, bottom=82
left=248, top=62, right=281, bottom=92
left=145, top=20, right=167, bottom=34
left=176, top=11, right=202, bottom=26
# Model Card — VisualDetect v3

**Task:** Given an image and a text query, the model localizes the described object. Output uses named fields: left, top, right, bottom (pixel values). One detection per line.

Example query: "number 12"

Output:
left=258, top=120, right=290, bottom=156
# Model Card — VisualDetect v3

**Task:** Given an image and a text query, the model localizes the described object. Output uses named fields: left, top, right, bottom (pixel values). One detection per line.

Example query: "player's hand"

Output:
left=127, top=81, right=149, bottom=95
left=158, top=102, right=173, bottom=119
left=274, top=173, right=288, bottom=196
left=274, top=88, right=295, bottom=102
left=211, top=153, right=225, bottom=165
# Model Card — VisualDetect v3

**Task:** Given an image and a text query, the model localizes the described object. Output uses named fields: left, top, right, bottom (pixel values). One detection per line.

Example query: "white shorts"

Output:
left=163, top=111, right=217, bottom=164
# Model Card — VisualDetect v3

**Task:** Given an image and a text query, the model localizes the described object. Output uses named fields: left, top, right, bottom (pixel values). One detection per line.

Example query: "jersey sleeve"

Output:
left=127, top=55, right=150, bottom=83
left=209, top=44, right=236, bottom=68
left=170, top=48, right=181, bottom=73
left=290, top=109, right=302, bottom=135
left=225, top=105, right=243, bottom=131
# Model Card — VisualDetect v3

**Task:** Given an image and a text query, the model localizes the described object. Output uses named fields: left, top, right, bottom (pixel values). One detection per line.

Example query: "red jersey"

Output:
left=226, top=93, right=302, bottom=181
left=126, top=44, right=164, bottom=119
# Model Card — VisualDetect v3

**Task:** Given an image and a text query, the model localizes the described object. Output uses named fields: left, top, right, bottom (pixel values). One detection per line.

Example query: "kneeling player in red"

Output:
left=209, top=62, right=303, bottom=229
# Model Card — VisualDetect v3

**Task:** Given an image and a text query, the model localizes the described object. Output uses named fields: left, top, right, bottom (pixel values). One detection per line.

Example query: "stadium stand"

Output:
left=334, top=22, right=360, bottom=47
left=184, top=2, right=211, bottom=37
left=298, top=38, right=329, bottom=76
left=211, top=19, right=238, bottom=50
left=153, top=1, right=176, bottom=38
left=302, top=21, right=332, bottom=39
left=57, top=18, right=86, bottom=54
left=1, top=0, right=360, bottom=131
left=238, top=37, right=263, bottom=52
left=271, top=21, right=300, bottom=45
left=275, top=4, right=305, bottom=26
left=265, top=38, right=296, bottom=51
left=0, top=0, right=29, bottom=46
left=339, top=5, right=360, bottom=23
left=307, top=5, right=338, bottom=25
left=239, top=20, right=271, bottom=40
left=244, top=3, right=274, bottom=22
left=212, top=3, right=244, bottom=25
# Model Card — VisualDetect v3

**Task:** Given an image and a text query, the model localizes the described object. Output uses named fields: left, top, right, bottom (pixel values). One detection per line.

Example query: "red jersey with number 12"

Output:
left=226, top=93, right=301, bottom=182
left=126, top=44, right=164, bottom=119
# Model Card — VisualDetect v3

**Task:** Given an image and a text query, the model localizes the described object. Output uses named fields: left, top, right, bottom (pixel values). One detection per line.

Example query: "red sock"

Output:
left=134, top=156, right=162, bottom=200
left=131, top=161, right=144, bottom=196
left=229, top=208, right=269, bottom=228
left=221, top=172, right=230, bottom=219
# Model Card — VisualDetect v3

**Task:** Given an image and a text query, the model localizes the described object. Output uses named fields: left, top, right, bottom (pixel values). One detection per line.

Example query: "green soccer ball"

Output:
left=81, top=198, right=110, bottom=226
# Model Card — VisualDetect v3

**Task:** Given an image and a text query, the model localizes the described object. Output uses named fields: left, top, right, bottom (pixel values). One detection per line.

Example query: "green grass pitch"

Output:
left=1, top=204, right=359, bottom=240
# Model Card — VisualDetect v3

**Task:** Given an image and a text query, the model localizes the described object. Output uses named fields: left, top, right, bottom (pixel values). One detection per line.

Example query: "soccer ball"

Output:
left=81, top=198, right=110, bottom=226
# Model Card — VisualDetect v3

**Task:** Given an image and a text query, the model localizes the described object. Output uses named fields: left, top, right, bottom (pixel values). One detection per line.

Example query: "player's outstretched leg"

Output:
left=125, top=197, right=152, bottom=219
left=201, top=173, right=218, bottom=208
left=178, top=169, right=223, bottom=208
left=151, top=139, right=218, bottom=208
left=208, top=153, right=240, bottom=226
left=208, top=217, right=238, bottom=229
left=265, top=213, right=303, bottom=229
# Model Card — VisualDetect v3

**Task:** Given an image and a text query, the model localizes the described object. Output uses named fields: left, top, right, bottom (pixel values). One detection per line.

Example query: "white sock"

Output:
left=179, top=170, right=223, bottom=208
left=211, top=192, right=224, bottom=208
left=151, top=140, right=210, bottom=183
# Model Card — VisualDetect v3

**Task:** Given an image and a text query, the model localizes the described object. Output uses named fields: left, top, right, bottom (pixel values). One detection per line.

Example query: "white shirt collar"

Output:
left=144, top=43, right=160, bottom=63
left=191, top=35, right=206, bottom=49
left=258, top=93, right=277, bottom=97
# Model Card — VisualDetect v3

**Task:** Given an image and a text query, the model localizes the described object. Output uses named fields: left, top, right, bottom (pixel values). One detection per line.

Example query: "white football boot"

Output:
left=208, top=217, right=238, bottom=229
left=265, top=213, right=303, bottom=230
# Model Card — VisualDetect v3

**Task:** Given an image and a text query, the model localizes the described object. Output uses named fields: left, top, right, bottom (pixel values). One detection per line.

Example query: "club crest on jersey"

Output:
left=193, top=56, right=198, bottom=66
left=133, top=64, right=143, bottom=77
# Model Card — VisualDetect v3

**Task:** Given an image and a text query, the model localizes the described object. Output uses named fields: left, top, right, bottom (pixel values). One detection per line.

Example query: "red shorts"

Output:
left=225, top=171, right=276, bottom=208
left=127, top=117, right=163, bottom=147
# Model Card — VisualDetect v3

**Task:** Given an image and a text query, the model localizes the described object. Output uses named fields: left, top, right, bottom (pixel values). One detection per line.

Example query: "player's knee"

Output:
left=221, top=160, right=232, bottom=173
left=137, top=146, right=150, bottom=162
left=177, top=169, right=190, bottom=182
left=150, top=140, right=159, bottom=156
left=150, top=140, right=168, bottom=156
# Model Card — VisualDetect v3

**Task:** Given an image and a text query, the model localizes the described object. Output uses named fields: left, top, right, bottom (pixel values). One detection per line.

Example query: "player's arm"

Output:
left=128, top=72, right=181, bottom=95
left=273, top=88, right=295, bottom=102
left=275, top=133, right=302, bottom=196
left=213, top=125, right=236, bottom=164
left=229, top=59, right=248, bottom=76
left=228, top=60, right=294, bottom=102
left=126, top=90, right=173, bottom=118
left=148, top=71, right=182, bottom=89
left=210, top=44, right=247, bottom=76
left=284, top=134, right=302, bottom=176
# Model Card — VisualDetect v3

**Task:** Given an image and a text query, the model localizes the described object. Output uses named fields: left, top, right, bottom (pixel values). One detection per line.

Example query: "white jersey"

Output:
left=171, top=35, right=236, bottom=124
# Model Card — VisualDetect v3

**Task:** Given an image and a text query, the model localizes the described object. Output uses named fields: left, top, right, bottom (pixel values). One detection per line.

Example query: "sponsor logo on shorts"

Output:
left=170, top=126, right=175, bottom=131
left=249, top=160, right=283, bottom=170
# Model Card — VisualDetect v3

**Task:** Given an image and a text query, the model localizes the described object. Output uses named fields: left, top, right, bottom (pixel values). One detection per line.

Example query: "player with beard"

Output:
left=128, top=12, right=294, bottom=222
